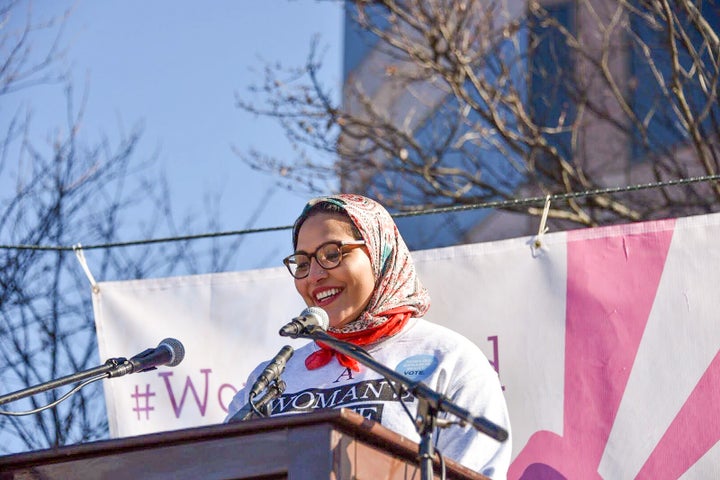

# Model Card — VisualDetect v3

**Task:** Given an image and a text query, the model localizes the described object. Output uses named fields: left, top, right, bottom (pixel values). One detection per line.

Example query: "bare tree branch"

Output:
left=236, top=0, right=720, bottom=241
left=0, top=1, right=275, bottom=453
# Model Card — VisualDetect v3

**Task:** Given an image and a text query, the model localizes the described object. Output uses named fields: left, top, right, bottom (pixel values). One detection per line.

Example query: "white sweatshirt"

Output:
left=226, top=317, right=512, bottom=479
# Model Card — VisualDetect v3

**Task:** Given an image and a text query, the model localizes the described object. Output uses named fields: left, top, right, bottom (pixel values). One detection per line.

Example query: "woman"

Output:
left=226, top=194, right=511, bottom=478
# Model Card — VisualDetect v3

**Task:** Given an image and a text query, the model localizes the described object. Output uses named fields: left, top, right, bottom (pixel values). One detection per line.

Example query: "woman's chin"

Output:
left=328, top=316, right=351, bottom=330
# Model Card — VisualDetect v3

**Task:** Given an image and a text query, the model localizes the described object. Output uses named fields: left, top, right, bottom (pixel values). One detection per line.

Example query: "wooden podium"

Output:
left=0, top=409, right=489, bottom=479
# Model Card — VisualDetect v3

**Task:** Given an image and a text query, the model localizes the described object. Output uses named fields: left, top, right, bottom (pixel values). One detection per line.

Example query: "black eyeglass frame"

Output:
left=283, top=240, right=366, bottom=279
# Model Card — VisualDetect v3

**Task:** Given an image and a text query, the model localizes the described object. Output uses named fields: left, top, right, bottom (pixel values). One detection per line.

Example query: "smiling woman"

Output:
left=226, top=194, right=513, bottom=478
left=292, top=212, right=375, bottom=330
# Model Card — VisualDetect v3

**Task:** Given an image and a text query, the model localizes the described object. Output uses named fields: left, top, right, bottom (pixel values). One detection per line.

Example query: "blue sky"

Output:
left=3, top=0, right=343, bottom=272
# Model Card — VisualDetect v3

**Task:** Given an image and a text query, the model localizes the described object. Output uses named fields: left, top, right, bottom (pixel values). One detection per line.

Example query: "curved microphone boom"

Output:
left=0, top=338, right=186, bottom=410
left=278, top=306, right=329, bottom=338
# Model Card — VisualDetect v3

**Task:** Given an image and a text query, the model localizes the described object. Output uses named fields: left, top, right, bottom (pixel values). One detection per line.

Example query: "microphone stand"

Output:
left=228, top=379, right=287, bottom=422
left=286, top=327, right=508, bottom=480
left=0, top=357, right=129, bottom=408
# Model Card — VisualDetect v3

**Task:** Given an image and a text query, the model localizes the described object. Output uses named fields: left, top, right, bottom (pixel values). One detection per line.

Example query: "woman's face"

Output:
left=294, top=212, right=375, bottom=329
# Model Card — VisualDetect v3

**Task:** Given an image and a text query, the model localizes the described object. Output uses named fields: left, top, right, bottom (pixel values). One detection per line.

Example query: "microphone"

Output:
left=109, top=338, right=185, bottom=377
left=279, top=306, right=329, bottom=337
left=249, top=345, right=294, bottom=398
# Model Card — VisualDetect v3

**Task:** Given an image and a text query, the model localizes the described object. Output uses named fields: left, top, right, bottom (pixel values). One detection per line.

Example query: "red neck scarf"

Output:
left=304, top=307, right=412, bottom=371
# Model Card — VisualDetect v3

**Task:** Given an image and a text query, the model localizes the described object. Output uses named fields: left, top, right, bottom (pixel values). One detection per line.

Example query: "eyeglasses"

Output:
left=283, top=240, right=366, bottom=279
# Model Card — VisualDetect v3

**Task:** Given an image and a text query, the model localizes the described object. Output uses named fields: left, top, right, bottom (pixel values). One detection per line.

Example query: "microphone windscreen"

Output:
left=301, top=306, right=329, bottom=331
left=159, top=338, right=185, bottom=366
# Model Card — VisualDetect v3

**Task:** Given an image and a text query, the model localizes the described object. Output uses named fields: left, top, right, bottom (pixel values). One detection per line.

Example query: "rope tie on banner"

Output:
left=532, top=195, right=551, bottom=254
left=73, top=244, right=100, bottom=294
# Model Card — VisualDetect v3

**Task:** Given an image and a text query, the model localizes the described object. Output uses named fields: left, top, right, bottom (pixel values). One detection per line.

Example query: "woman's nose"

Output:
left=307, top=258, right=327, bottom=280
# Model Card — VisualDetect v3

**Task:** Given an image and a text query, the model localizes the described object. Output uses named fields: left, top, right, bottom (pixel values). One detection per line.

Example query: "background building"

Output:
left=339, top=0, right=720, bottom=250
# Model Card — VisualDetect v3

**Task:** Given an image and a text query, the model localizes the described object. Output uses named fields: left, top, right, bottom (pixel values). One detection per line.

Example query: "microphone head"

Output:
left=159, top=338, right=185, bottom=367
left=277, top=344, right=295, bottom=361
left=301, top=306, right=329, bottom=331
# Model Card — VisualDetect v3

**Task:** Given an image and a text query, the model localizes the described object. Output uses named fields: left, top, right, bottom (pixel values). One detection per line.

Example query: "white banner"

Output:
left=92, top=213, right=720, bottom=479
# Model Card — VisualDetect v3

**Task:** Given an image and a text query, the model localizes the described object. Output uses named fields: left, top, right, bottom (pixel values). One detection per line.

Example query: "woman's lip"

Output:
left=313, top=286, right=342, bottom=306
left=316, top=297, right=333, bottom=308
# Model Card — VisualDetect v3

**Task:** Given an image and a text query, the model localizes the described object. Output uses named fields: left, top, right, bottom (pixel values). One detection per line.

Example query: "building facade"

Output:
left=339, top=0, right=720, bottom=250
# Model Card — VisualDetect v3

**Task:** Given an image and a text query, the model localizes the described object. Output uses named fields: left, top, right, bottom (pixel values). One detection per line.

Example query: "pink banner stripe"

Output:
left=635, top=349, right=720, bottom=478
left=510, top=220, right=675, bottom=479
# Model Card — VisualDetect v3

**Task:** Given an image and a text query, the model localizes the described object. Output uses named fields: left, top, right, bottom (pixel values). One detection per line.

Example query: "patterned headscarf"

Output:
left=292, top=194, right=431, bottom=334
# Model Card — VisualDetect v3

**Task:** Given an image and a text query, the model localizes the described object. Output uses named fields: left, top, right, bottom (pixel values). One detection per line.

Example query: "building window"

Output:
left=630, top=2, right=720, bottom=159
